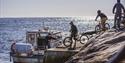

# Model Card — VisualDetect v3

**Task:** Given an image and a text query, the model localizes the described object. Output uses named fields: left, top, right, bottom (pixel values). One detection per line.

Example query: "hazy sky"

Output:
left=0, top=0, right=125, bottom=17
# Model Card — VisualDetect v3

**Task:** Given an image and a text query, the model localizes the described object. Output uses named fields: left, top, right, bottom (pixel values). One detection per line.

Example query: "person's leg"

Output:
left=117, top=15, right=122, bottom=29
left=70, top=34, right=72, bottom=40
left=101, top=18, right=106, bottom=31
left=10, top=52, right=12, bottom=62
left=70, top=34, right=73, bottom=48
left=73, top=34, right=77, bottom=49
left=113, top=15, right=117, bottom=28
left=48, top=42, right=51, bottom=48
left=119, top=15, right=122, bottom=28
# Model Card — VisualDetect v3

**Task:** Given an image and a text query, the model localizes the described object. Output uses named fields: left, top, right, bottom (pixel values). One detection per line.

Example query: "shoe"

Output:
left=118, top=28, right=123, bottom=30
left=112, top=26, right=116, bottom=29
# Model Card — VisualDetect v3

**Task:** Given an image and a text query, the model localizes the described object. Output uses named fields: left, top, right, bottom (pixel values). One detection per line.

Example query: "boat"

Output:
left=10, top=30, right=62, bottom=63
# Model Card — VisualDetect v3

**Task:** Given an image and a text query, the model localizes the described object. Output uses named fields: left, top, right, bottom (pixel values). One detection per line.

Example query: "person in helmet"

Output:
left=11, top=42, right=16, bottom=54
left=112, top=0, right=125, bottom=29
left=10, top=42, right=16, bottom=61
left=95, top=10, right=108, bottom=31
left=69, top=21, right=78, bottom=49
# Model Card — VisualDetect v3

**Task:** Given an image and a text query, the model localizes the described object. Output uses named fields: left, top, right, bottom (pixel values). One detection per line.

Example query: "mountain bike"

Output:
left=63, top=33, right=89, bottom=47
left=113, top=13, right=125, bottom=30
left=95, top=21, right=110, bottom=33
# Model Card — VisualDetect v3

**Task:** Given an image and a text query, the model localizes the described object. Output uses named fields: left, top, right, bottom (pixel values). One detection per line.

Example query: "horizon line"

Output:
left=0, top=16, right=114, bottom=18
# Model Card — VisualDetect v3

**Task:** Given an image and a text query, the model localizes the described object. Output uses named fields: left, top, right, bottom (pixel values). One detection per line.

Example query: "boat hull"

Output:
left=12, top=55, right=43, bottom=63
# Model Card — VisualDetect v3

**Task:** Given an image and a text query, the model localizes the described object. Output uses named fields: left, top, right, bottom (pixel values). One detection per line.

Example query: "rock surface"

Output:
left=65, top=29, right=125, bottom=63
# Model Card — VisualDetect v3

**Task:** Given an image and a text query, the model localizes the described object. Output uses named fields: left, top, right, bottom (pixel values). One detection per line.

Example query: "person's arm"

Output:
left=106, top=16, right=108, bottom=20
left=121, top=4, right=125, bottom=13
left=112, top=4, right=116, bottom=14
left=69, top=29, right=71, bottom=32
left=69, top=26, right=72, bottom=32
left=50, top=36, right=57, bottom=40
left=47, top=35, right=56, bottom=40
left=104, top=13, right=108, bottom=20
left=95, top=14, right=99, bottom=21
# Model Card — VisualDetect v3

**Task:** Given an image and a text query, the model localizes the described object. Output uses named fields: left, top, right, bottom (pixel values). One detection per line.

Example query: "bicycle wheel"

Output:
left=95, top=25, right=101, bottom=33
left=80, top=35, right=89, bottom=44
left=105, top=23, right=110, bottom=30
left=63, top=37, right=72, bottom=47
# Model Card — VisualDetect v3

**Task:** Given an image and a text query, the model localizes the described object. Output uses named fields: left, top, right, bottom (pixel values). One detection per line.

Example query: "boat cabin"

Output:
left=26, top=31, right=62, bottom=50
left=26, top=31, right=49, bottom=50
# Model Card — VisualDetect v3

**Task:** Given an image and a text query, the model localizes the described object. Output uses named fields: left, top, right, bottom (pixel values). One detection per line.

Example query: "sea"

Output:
left=0, top=17, right=113, bottom=63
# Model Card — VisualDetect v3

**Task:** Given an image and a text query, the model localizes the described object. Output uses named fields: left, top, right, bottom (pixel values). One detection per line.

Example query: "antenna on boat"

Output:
left=42, top=21, right=45, bottom=29
left=43, top=21, right=45, bottom=28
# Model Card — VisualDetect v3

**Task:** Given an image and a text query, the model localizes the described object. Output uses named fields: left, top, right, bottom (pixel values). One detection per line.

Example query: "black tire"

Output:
left=95, top=25, right=101, bottom=34
left=63, top=37, right=72, bottom=47
left=105, top=23, right=110, bottom=30
left=80, top=35, right=89, bottom=44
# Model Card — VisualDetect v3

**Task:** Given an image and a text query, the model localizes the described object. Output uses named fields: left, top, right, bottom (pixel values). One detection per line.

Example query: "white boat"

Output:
left=10, top=30, right=62, bottom=63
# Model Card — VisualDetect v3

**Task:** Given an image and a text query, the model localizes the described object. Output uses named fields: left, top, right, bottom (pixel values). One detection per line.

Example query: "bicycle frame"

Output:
left=96, top=20, right=104, bottom=29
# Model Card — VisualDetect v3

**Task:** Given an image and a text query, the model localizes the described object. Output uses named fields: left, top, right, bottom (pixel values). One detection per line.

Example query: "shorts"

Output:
left=101, top=17, right=107, bottom=24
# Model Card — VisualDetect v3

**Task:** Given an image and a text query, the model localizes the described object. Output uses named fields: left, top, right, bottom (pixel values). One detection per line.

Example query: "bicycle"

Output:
left=120, top=13, right=125, bottom=28
left=63, top=33, right=89, bottom=47
left=95, top=20, right=110, bottom=33
left=113, top=13, right=125, bottom=30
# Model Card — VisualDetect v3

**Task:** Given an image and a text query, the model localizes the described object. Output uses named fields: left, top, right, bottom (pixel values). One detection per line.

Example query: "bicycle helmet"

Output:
left=97, top=10, right=101, bottom=14
left=117, top=0, right=120, bottom=3
left=70, top=21, right=73, bottom=24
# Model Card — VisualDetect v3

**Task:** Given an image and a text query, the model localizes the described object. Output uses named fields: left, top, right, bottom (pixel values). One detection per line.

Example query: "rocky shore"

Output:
left=65, top=29, right=125, bottom=63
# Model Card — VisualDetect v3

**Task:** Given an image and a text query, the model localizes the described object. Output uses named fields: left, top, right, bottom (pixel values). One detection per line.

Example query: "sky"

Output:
left=0, top=0, right=125, bottom=17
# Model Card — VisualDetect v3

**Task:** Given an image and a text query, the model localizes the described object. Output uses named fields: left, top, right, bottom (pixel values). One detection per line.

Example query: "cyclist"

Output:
left=95, top=10, right=108, bottom=31
left=112, top=0, right=125, bottom=29
left=69, top=21, right=78, bottom=49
